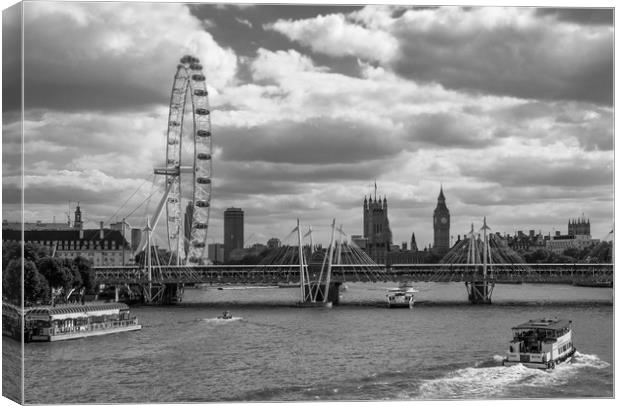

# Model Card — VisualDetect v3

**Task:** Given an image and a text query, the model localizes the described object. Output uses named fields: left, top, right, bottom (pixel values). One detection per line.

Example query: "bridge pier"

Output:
left=161, top=283, right=183, bottom=304
left=327, top=282, right=341, bottom=305
left=301, top=282, right=341, bottom=306
left=142, top=283, right=184, bottom=305
left=465, top=280, right=494, bottom=304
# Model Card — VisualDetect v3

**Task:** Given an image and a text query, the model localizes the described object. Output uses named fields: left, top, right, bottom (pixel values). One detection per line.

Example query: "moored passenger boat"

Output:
left=503, top=318, right=576, bottom=369
left=22, top=303, right=141, bottom=342
left=386, top=284, right=418, bottom=308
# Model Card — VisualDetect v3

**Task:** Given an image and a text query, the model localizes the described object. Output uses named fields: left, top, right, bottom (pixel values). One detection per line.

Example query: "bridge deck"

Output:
left=94, top=263, right=613, bottom=285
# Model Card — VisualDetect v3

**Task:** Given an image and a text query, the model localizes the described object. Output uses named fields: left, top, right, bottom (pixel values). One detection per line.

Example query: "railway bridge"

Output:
left=93, top=263, right=613, bottom=305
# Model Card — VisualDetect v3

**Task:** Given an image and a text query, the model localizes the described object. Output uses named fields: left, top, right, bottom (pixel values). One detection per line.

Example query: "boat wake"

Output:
left=201, top=317, right=244, bottom=323
left=412, top=351, right=609, bottom=399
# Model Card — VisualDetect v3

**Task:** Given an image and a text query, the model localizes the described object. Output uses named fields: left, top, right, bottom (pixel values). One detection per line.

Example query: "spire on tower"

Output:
left=438, top=185, right=445, bottom=201
left=374, top=180, right=377, bottom=201
left=481, top=216, right=490, bottom=231
left=410, top=232, right=418, bottom=251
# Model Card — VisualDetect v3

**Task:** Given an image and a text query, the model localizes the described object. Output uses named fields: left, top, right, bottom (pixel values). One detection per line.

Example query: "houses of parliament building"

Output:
left=360, top=186, right=451, bottom=263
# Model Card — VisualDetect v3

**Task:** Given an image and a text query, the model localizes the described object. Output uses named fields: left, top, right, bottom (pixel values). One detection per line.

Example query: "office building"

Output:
left=224, top=207, right=244, bottom=262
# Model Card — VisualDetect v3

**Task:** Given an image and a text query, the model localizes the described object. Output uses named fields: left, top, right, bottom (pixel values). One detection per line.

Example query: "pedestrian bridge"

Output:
left=94, top=263, right=613, bottom=286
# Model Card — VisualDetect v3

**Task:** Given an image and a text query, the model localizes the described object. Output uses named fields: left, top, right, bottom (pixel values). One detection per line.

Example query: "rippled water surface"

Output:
left=9, top=283, right=614, bottom=403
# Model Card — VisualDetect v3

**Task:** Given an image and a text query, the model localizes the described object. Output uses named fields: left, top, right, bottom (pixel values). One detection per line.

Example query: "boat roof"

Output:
left=512, top=319, right=571, bottom=331
left=25, top=302, right=129, bottom=316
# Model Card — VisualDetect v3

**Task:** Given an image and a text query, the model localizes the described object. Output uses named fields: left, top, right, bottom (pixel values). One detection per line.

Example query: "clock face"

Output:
left=440, top=217, right=448, bottom=224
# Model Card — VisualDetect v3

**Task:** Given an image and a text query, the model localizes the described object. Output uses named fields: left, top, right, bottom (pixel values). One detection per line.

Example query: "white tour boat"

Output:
left=503, top=318, right=576, bottom=369
left=386, top=284, right=418, bottom=308
left=24, top=303, right=142, bottom=342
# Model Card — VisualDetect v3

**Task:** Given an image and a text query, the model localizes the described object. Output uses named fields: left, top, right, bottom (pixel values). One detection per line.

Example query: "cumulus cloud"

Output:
left=19, top=108, right=168, bottom=177
left=266, top=13, right=398, bottom=63
left=268, top=6, right=612, bottom=105
left=389, top=7, right=613, bottom=105
left=235, top=17, right=253, bottom=28
left=3, top=168, right=148, bottom=208
left=21, top=2, right=238, bottom=112
left=251, top=48, right=327, bottom=81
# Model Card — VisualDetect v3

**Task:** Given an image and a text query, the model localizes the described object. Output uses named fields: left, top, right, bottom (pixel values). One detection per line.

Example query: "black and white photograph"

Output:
left=1, top=0, right=615, bottom=404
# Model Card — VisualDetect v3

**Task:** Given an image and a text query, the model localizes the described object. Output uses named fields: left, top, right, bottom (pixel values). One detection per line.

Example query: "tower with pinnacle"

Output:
left=73, top=203, right=83, bottom=230
left=363, top=183, right=393, bottom=263
left=433, top=186, right=450, bottom=256
left=568, top=215, right=590, bottom=237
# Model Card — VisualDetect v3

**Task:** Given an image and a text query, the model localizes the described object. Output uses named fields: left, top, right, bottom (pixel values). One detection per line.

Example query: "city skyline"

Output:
left=2, top=2, right=613, bottom=250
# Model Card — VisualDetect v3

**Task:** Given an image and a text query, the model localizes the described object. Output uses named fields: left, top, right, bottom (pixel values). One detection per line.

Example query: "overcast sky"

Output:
left=2, top=2, right=614, bottom=249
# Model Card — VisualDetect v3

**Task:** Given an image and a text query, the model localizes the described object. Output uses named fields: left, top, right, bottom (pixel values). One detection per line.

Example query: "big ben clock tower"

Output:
left=433, top=186, right=450, bottom=256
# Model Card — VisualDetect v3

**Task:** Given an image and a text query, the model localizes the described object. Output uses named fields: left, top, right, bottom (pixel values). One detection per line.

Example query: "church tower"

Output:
left=363, top=185, right=393, bottom=263
left=73, top=203, right=83, bottom=230
left=433, top=186, right=450, bottom=256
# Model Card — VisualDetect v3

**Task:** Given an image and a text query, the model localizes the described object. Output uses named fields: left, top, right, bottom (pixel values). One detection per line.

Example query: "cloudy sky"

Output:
left=2, top=1, right=614, bottom=250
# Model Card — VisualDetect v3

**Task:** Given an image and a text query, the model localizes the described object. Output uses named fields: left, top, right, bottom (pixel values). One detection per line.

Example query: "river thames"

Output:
left=4, top=282, right=613, bottom=403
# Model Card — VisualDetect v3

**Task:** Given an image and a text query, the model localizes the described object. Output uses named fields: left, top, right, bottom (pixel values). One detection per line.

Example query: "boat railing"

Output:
left=52, top=318, right=139, bottom=336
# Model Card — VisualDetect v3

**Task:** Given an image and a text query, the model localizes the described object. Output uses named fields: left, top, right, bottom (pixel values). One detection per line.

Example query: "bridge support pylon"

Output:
left=300, top=282, right=341, bottom=306
left=142, top=283, right=184, bottom=305
left=465, top=279, right=494, bottom=304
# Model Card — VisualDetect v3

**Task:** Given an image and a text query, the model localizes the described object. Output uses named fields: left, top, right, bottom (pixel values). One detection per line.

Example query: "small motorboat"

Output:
left=217, top=311, right=233, bottom=320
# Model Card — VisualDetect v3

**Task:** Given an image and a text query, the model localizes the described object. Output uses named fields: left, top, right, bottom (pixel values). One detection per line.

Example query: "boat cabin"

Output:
left=386, top=285, right=418, bottom=308
left=24, top=303, right=139, bottom=342
left=510, top=319, right=571, bottom=349
left=504, top=318, right=574, bottom=369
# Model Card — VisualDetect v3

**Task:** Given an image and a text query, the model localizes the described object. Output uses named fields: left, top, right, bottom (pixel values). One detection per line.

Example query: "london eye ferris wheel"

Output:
left=153, top=55, right=213, bottom=264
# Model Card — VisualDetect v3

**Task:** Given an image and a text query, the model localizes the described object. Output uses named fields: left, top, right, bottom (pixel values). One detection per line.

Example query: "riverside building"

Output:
left=2, top=205, right=132, bottom=266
